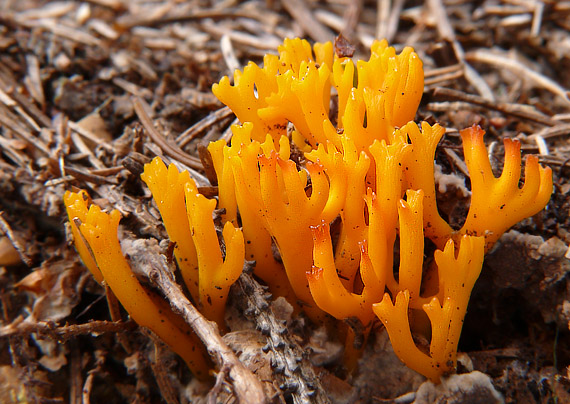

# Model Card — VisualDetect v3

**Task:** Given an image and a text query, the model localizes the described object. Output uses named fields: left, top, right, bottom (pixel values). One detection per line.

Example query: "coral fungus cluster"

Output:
left=64, top=38, right=552, bottom=383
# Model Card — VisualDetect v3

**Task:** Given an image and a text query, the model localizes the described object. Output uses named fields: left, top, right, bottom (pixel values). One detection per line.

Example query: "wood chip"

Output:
left=68, top=121, right=114, bottom=152
left=24, top=54, right=45, bottom=107
left=88, top=19, right=119, bottom=40
left=220, top=34, right=240, bottom=74
left=16, top=2, right=76, bottom=20
left=25, top=18, right=104, bottom=47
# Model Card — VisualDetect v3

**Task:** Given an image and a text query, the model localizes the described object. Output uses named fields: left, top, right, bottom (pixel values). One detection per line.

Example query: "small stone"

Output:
left=413, top=371, right=503, bottom=404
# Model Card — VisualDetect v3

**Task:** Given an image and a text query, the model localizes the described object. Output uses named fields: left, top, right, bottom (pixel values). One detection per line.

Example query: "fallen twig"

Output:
left=0, top=318, right=136, bottom=338
left=133, top=97, right=203, bottom=170
left=281, top=0, right=334, bottom=43
left=177, top=106, right=233, bottom=148
left=427, top=0, right=494, bottom=101
left=129, top=239, right=268, bottom=404
left=237, top=267, right=330, bottom=404
left=432, top=87, right=559, bottom=126
left=466, top=48, right=570, bottom=105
